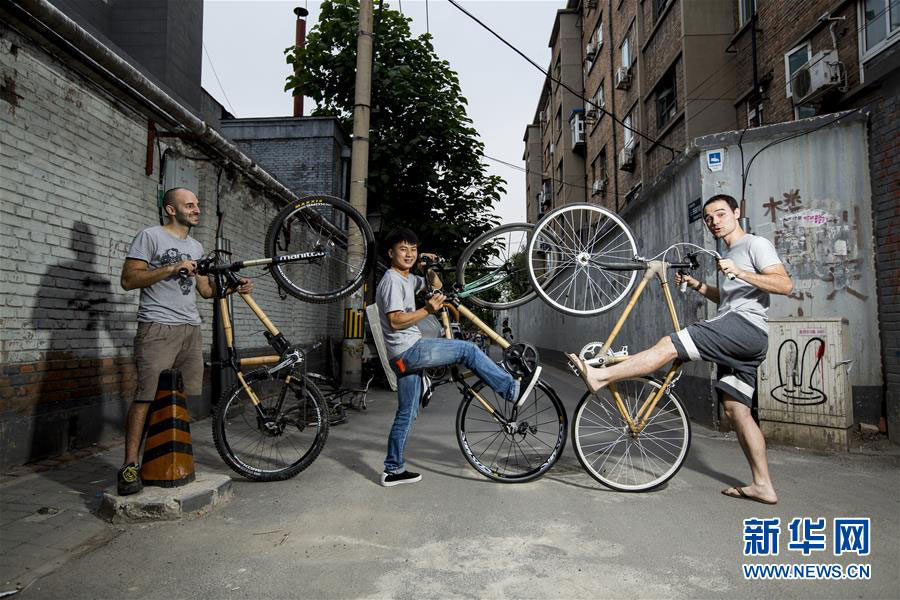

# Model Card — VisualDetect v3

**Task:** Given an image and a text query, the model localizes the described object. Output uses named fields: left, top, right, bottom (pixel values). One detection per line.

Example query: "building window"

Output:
left=654, top=0, right=671, bottom=21
left=621, top=34, right=631, bottom=68
left=623, top=112, right=634, bottom=148
left=739, top=0, right=756, bottom=26
left=598, top=148, right=608, bottom=181
left=556, top=158, right=564, bottom=191
left=784, top=42, right=811, bottom=98
left=861, top=0, right=900, bottom=58
left=554, top=54, right=561, bottom=81
left=596, top=20, right=604, bottom=48
left=597, top=82, right=605, bottom=110
left=656, top=69, right=677, bottom=129
left=747, top=101, right=763, bottom=127
left=555, top=107, right=562, bottom=136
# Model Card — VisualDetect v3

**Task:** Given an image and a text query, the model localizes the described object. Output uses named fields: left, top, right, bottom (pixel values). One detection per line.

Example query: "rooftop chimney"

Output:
left=293, top=7, right=308, bottom=117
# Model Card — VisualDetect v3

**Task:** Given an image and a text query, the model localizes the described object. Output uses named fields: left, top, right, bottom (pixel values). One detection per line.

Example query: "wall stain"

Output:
left=1, top=74, right=22, bottom=114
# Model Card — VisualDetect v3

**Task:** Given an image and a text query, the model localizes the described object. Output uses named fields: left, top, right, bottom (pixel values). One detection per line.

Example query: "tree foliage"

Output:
left=285, top=0, right=504, bottom=262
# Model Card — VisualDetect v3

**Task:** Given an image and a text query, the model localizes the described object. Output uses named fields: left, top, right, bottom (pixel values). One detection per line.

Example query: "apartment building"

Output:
left=525, top=0, right=735, bottom=220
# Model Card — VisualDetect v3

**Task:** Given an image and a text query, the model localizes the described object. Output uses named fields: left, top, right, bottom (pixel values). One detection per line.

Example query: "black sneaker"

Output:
left=514, top=366, right=542, bottom=405
left=380, top=470, right=422, bottom=487
left=117, top=463, right=143, bottom=496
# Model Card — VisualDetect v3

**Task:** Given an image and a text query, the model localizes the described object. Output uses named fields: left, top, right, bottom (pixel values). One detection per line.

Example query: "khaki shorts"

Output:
left=133, top=322, right=203, bottom=402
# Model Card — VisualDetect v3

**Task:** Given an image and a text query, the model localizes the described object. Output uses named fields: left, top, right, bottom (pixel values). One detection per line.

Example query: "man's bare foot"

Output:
left=722, top=484, right=778, bottom=505
left=565, top=353, right=607, bottom=393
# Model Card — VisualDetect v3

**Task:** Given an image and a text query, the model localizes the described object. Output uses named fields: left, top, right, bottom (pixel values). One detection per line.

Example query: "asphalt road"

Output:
left=20, top=364, right=900, bottom=599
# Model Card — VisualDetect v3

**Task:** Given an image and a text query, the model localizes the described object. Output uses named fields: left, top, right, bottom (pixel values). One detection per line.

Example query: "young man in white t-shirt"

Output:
left=568, top=195, right=793, bottom=504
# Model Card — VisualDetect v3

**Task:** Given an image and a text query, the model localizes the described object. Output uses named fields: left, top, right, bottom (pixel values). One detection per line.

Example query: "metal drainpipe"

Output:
left=607, top=0, right=620, bottom=212
left=13, top=0, right=306, bottom=208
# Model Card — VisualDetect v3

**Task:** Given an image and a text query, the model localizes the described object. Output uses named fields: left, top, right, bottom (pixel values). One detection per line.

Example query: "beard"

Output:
left=174, top=212, right=197, bottom=228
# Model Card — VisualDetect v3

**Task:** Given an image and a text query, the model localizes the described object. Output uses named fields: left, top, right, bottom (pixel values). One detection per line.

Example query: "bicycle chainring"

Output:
left=502, top=343, right=540, bottom=378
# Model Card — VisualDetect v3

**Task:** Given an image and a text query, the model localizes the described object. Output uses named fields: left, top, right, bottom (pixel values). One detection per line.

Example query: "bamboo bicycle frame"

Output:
left=593, top=260, right=683, bottom=434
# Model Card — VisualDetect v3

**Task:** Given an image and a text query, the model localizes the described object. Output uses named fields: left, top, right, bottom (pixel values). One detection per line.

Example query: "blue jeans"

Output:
left=384, top=338, right=518, bottom=474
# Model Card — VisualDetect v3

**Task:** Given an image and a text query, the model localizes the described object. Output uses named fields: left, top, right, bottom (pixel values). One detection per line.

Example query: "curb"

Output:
left=96, top=472, right=233, bottom=523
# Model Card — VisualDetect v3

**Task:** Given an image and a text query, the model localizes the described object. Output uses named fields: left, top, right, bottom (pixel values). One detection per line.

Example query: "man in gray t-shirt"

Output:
left=567, top=194, right=793, bottom=506
left=116, top=188, right=251, bottom=495
left=374, top=228, right=541, bottom=487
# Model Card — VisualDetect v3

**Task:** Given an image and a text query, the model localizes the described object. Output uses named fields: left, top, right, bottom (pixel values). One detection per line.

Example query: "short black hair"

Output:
left=703, top=194, right=738, bottom=211
left=384, top=228, right=419, bottom=252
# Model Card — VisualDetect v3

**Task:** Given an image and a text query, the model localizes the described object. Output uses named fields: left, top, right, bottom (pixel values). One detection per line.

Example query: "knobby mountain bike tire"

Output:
left=265, top=194, right=375, bottom=303
left=572, top=377, right=690, bottom=491
left=527, top=203, right=639, bottom=317
left=456, top=222, right=538, bottom=310
left=212, top=369, right=329, bottom=482
left=456, top=378, right=567, bottom=483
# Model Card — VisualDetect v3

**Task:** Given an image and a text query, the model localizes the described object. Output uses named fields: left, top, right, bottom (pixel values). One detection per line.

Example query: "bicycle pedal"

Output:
left=566, top=361, right=581, bottom=377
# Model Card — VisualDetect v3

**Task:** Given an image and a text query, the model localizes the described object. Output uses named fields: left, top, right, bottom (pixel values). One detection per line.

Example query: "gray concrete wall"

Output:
left=695, top=114, right=883, bottom=424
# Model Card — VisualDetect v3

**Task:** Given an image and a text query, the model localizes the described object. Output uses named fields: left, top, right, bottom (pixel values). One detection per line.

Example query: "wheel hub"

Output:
left=576, top=252, right=591, bottom=267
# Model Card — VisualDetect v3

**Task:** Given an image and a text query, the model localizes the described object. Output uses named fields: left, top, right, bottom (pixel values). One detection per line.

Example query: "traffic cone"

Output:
left=140, top=369, right=196, bottom=487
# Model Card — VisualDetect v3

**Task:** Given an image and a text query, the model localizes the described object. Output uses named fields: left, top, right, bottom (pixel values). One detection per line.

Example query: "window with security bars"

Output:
left=656, top=69, right=677, bottom=129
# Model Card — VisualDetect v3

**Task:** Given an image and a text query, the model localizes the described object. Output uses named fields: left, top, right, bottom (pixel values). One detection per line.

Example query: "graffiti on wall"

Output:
left=762, top=189, right=867, bottom=300
left=770, top=336, right=827, bottom=406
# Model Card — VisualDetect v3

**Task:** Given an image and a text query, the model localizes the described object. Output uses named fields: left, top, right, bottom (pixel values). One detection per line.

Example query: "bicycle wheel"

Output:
left=456, top=223, right=538, bottom=310
left=212, top=370, right=329, bottom=481
left=572, top=377, right=690, bottom=491
left=265, top=194, right=375, bottom=303
left=456, top=378, right=567, bottom=483
left=527, top=203, right=639, bottom=316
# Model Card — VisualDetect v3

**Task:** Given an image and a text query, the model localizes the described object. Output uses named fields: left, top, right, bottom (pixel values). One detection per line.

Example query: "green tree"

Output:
left=285, top=0, right=504, bottom=262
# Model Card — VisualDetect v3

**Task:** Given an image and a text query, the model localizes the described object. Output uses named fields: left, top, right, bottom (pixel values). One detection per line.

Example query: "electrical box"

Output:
left=757, top=317, right=852, bottom=450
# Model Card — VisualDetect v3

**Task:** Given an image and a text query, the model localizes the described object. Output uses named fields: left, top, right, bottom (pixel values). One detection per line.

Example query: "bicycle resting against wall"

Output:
left=524, top=203, right=733, bottom=492
left=414, top=255, right=567, bottom=484
left=191, top=194, right=375, bottom=482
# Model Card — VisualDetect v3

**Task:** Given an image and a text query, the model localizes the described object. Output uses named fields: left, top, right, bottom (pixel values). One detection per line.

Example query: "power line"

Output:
left=445, top=0, right=679, bottom=159
left=482, top=154, right=632, bottom=196
left=202, top=42, right=236, bottom=115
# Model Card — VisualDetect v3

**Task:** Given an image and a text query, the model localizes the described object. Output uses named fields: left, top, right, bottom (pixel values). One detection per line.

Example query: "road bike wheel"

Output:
left=527, top=203, right=639, bottom=317
left=572, top=377, right=690, bottom=491
left=212, top=370, right=329, bottom=481
left=265, top=194, right=375, bottom=303
left=456, top=378, right=567, bottom=483
left=456, top=223, right=538, bottom=310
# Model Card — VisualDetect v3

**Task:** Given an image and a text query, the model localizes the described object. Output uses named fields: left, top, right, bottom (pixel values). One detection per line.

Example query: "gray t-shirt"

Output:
left=716, top=233, right=783, bottom=332
left=127, top=225, right=204, bottom=325
left=376, top=268, right=425, bottom=359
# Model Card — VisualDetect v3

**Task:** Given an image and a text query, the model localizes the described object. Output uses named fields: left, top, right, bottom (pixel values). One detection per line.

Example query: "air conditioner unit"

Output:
left=585, top=43, right=597, bottom=61
left=791, top=50, right=843, bottom=105
left=618, top=146, right=635, bottom=171
left=615, top=66, right=632, bottom=90
left=550, top=143, right=555, bottom=154
left=586, top=0, right=598, bottom=8
left=585, top=107, right=598, bottom=119
left=591, top=179, right=607, bottom=195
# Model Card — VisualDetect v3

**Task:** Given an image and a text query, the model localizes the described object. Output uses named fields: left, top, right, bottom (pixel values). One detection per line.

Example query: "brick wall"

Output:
left=0, top=24, right=342, bottom=467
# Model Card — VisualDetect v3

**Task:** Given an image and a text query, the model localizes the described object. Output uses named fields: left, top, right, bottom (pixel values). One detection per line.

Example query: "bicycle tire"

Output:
left=527, top=203, right=639, bottom=317
left=456, top=378, right=567, bottom=483
left=212, top=370, right=329, bottom=482
left=572, top=378, right=690, bottom=491
left=264, top=194, right=375, bottom=303
left=456, top=223, right=538, bottom=310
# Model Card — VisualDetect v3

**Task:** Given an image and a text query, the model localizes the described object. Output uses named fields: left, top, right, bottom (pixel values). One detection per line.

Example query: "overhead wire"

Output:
left=202, top=41, right=236, bottom=115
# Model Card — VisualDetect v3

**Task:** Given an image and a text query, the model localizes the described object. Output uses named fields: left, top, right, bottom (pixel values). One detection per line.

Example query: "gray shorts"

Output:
left=133, top=322, right=203, bottom=402
left=669, top=312, right=768, bottom=407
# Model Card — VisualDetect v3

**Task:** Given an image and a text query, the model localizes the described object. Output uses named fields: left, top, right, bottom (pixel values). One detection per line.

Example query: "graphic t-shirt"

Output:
left=127, top=225, right=204, bottom=325
left=716, top=234, right=783, bottom=332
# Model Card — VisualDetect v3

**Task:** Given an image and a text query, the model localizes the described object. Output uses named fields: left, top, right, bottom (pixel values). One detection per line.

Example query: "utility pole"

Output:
left=342, top=0, right=375, bottom=386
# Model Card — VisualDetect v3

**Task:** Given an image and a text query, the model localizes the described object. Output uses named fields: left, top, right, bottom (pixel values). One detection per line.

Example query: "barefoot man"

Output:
left=567, top=194, right=793, bottom=504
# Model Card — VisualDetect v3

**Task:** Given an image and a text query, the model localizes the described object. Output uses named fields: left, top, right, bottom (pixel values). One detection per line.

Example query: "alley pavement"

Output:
left=1, top=363, right=898, bottom=599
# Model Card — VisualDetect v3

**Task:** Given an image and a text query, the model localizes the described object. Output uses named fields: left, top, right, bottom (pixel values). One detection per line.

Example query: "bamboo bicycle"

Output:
left=415, top=240, right=567, bottom=483
left=525, top=203, right=727, bottom=491
left=200, top=194, right=375, bottom=481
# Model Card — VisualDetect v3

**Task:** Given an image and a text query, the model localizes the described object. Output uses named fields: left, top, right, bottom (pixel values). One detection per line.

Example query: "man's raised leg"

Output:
left=568, top=336, right=679, bottom=392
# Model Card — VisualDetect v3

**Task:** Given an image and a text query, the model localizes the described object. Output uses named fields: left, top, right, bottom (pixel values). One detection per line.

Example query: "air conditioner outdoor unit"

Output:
left=791, top=50, right=843, bottom=105
left=585, top=43, right=596, bottom=61
left=585, top=107, right=598, bottom=119
left=615, top=66, right=632, bottom=90
left=618, top=146, right=635, bottom=170
left=586, top=0, right=598, bottom=8
left=591, top=179, right=607, bottom=195
left=550, top=143, right=555, bottom=154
